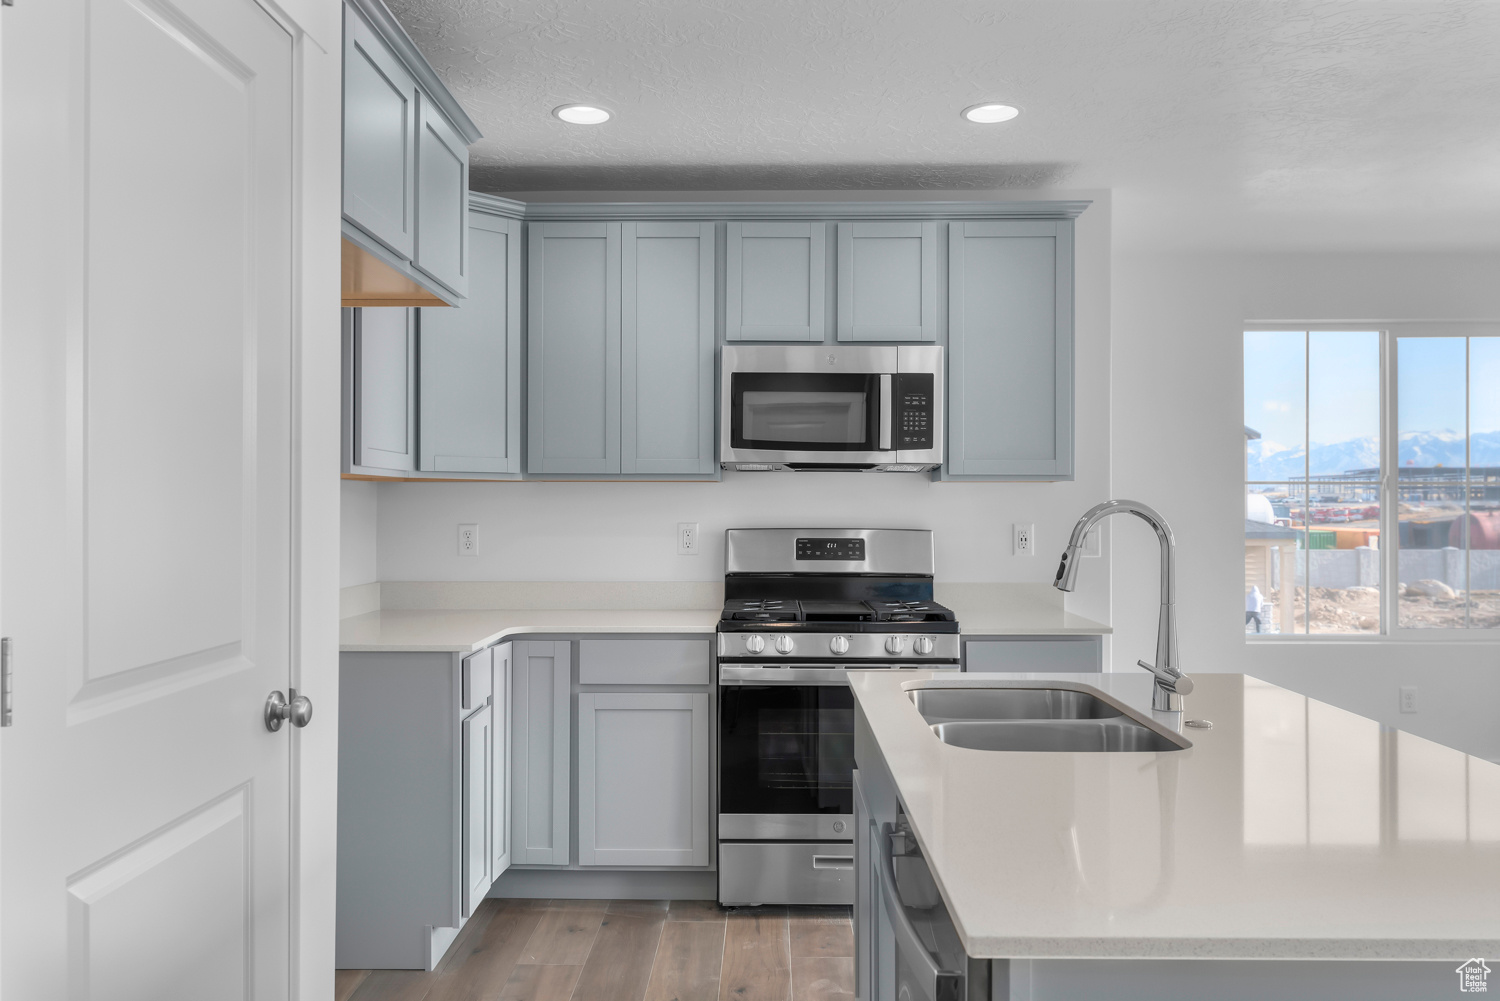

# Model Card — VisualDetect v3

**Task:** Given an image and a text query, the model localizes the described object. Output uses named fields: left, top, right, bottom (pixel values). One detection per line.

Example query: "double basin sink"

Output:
left=909, top=686, right=1189, bottom=752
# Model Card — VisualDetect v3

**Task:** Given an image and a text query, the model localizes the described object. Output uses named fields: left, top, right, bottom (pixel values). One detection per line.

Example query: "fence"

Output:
left=1282, top=547, right=1500, bottom=590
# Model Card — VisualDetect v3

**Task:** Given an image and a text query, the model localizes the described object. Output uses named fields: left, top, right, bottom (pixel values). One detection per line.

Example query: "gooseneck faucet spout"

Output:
left=1053, top=499, right=1192, bottom=712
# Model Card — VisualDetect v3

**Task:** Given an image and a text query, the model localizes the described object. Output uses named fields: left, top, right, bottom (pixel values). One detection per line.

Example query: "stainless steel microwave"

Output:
left=720, top=345, right=943, bottom=471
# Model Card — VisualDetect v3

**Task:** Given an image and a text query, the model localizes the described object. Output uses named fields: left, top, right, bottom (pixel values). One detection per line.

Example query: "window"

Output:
left=1244, top=327, right=1499, bottom=636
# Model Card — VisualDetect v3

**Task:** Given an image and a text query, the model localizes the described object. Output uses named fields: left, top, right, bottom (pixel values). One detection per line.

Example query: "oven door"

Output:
left=718, top=674, right=855, bottom=841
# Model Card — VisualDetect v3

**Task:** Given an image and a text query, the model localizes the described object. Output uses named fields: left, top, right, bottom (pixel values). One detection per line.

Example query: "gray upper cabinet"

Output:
left=836, top=222, right=938, bottom=342
left=418, top=206, right=521, bottom=474
left=944, top=219, right=1074, bottom=480
left=353, top=306, right=415, bottom=473
left=510, top=641, right=571, bottom=865
left=413, top=97, right=470, bottom=298
left=577, top=693, right=711, bottom=867
left=726, top=221, right=827, bottom=341
left=342, top=4, right=415, bottom=260
left=341, top=0, right=480, bottom=306
left=622, top=222, right=717, bottom=474
left=527, top=223, right=623, bottom=475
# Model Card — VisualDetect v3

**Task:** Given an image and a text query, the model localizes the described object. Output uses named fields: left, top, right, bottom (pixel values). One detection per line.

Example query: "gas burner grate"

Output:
left=867, top=600, right=957, bottom=623
left=723, top=598, right=803, bottom=622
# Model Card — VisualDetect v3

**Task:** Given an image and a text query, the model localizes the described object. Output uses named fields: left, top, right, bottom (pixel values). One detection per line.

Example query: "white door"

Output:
left=1, top=0, right=297, bottom=995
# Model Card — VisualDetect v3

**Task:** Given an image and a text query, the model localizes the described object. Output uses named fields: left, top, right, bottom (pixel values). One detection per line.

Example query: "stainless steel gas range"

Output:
left=715, top=528, right=961, bottom=906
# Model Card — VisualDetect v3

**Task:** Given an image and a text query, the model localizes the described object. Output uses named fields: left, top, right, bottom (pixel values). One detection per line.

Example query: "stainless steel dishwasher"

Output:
left=868, top=811, right=989, bottom=1001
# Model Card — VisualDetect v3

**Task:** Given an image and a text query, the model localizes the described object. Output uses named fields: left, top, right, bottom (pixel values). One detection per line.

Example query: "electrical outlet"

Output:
left=1014, top=523, right=1035, bottom=556
left=458, top=523, right=478, bottom=557
left=677, top=522, right=700, bottom=556
left=1082, top=524, right=1103, bottom=558
left=1399, top=686, right=1418, bottom=714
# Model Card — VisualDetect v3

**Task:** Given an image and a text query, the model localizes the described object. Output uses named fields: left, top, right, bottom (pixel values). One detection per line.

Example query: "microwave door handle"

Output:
left=879, top=374, right=892, bottom=450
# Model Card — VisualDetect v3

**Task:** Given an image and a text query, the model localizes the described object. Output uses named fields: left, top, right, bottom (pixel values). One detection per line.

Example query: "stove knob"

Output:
left=775, top=634, right=795, bottom=655
left=744, top=635, right=766, bottom=654
left=885, top=635, right=906, bottom=655
left=913, top=636, right=935, bottom=656
left=829, top=635, right=850, bottom=655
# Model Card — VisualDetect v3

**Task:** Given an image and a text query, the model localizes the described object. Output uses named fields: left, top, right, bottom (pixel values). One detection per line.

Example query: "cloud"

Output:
left=1262, top=400, right=1293, bottom=413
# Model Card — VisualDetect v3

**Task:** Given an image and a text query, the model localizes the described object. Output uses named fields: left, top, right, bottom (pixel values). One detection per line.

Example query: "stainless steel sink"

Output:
left=931, top=718, right=1188, bottom=753
left=909, top=687, right=1123, bottom=724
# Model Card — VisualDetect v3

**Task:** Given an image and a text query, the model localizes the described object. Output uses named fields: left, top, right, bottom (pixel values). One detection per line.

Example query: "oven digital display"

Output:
left=796, top=538, right=866, bottom=561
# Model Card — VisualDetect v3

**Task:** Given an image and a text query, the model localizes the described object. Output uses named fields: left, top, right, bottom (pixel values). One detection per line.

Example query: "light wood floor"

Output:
left=336, top=899, right=855, bottom=1001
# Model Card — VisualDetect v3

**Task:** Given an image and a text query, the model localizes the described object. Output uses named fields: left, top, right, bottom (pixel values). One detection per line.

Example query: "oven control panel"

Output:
left=894, top=373, right=935, bottom=449
left=796, top=538, right=866, bottom=561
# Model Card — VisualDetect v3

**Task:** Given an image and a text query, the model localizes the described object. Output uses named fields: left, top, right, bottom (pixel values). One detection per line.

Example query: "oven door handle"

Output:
left=879, top=373, right=893, bottom=451
left=718, top=666, right=849, bottom=686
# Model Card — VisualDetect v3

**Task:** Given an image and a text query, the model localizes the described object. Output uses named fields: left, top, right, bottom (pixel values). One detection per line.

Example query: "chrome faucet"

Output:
left=1053, top=499, right=1192, bottom=712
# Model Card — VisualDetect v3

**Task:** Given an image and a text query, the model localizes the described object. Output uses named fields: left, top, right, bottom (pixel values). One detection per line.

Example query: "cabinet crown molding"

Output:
left=345, top=0, right=482, bottom=144
left=501, top=199, right=1091, bottom=222
left=469, top=192, right=528, bottom=220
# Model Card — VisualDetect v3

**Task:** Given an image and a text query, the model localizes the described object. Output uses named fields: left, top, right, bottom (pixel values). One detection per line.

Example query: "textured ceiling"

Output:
left=387, top=0, right=1500, bottom=250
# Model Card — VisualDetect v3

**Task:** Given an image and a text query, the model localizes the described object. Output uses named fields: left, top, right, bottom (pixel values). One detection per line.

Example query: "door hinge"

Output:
left=2, top=637, right=14, bottom=726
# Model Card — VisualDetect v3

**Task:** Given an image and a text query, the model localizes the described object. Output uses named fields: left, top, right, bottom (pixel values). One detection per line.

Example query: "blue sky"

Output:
left=1244, top=332, right=1499, bottom=450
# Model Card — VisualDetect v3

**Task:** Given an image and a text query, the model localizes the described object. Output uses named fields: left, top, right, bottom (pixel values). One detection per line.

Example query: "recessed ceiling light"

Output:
left=553, top=104, right=611, bottom=125
left=961, top=103, right=1020, bottom=124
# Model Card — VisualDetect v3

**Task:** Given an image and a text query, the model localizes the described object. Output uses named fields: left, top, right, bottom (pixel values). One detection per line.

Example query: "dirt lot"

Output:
left=1261, top=586, right=1500, bottom=632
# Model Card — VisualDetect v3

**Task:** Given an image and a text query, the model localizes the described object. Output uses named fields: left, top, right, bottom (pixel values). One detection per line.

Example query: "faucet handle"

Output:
left=1137, top=659, right=1193, bottom=695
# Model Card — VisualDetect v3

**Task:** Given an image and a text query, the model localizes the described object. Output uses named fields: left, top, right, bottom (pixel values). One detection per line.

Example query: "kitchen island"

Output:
left=851, top=670, right=1500, bottom=1000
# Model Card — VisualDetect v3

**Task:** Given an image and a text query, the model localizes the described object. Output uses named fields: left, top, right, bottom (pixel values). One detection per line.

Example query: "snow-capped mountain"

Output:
left=1246, top=429, right=1500, bottom=480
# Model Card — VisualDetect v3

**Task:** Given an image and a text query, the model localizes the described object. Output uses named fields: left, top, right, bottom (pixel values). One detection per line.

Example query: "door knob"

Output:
left=264, top=689, right=313, bottom=732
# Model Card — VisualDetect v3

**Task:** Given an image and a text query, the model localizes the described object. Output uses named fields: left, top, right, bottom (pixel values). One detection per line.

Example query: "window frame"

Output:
left=1244, top=321, right=1500, bottom=642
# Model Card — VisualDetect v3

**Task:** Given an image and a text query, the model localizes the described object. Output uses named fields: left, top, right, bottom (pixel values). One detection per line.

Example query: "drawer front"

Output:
left=462, top=646, right=493, bottom=711
left=578, top=639, right=712, bottom=685
left=964, top=636, right=1101, bottom=673
left=718, top=841, right=855, bottom=906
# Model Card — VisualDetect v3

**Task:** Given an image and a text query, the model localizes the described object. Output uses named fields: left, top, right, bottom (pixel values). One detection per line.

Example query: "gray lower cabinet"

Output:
left=577, top=693, right=711, bottom=866
left=964, top=635, right=1102, bottom=673
left=836, top=222, right=938, bottom=342
left=418, top=202, right=522, bottom=474
left=336, top=645, right=509, bottom=970
left=461, top=700, right=492, bottom=917
left=349, top=305, right=415, bottom=473
left=726, top=221, right=827, bottom=341
left=491, top=643, right=513, bottom=878
left=510, top=640, right=572, bottom=864
left=944, top=219, right=1074, bottom=479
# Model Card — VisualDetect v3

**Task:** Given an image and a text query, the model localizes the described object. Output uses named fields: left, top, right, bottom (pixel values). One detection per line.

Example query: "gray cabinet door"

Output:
left=527, top=223, right=622, bottom=473
left=510, top=640, right=571, bottom=865
left=412, top=97, right=469, bottom=298
left=946, top=220, right=1074, bottom=479
left=490, top=643, right=512, bottom=881
left=460, top=702, right=492, bottom=918
left=577, top=692, right=710, bottom=867
left=836, top=222, right=937, bottom=342
left=342, top=4, right=416, bottom=260
left=418, top=213, right=520, bottom=473
left=354, top=306, right=415, bottom=472
left=622, top=222, right=716, bottom=474
left=725, top=221, right=827, bottom=341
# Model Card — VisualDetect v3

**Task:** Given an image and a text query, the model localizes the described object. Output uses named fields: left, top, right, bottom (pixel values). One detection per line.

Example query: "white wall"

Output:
left=340, top=479, right=379, bottom=588
left=1111, top=250, right=1500, bottom=761
left=370, top=190, right=1115, bottom=628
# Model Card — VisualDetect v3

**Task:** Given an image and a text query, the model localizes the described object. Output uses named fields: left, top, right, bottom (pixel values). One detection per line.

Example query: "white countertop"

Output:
left=850, top=670, right=1500, bottom=961
left=944, top=603, right=1110, bottom=636
left=339, top=608, right=720, bottom=653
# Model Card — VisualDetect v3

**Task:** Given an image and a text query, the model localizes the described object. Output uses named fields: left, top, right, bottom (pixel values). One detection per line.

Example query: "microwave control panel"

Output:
left=894, top=373, right=935, bottom=449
